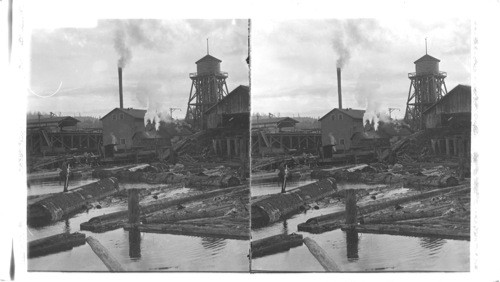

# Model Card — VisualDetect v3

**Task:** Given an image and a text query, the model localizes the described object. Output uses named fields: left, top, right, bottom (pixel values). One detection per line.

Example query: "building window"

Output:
left=119, top=113, right=124, bottom=120
left=339, top=114, right=343, bottom=120
left=340, top=139, right=345, bottom=145
left=120, top=138, right=126, bottom=145
left=112, top=114, right=117, bottom=120
left=331, top=115, right=335, bottom=121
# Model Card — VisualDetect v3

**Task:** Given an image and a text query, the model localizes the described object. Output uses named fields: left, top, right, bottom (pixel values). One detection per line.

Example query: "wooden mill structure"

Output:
left=185, top=51, right=229, bottom=130
left=404, top=52, right=448, bottom=130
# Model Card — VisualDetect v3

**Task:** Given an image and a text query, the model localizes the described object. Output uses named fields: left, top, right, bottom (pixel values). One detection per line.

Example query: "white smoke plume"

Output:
left=331, top=19, right=380, bottom=68
left=112, top=20, right=168, bottom=68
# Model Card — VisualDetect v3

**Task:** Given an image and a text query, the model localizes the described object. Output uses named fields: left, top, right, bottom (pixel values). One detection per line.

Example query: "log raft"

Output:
left=298, top=184, right=469, bottom=234
left=28, top=177, right=121, bottom=225
left=81, top=185, right=249, bottom=232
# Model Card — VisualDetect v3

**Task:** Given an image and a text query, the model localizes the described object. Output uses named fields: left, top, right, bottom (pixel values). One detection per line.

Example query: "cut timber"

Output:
left=28, top=177, right=120, bottom=225
left=81, top=185, right=249, bottom=232
left=28, top=232, right=86, bottom=258
left=251, top=233, right=303, bottom=258
left=298, top=184, right=469, bottom=234
left=123, top=222, right=250, bottom=240
left=303, top=237, right=340, bottom=271
left=86, top=236, right=125, bottom=272
left=340, top=224, right=470, bottom=240
left=251, top=178, right=337, bottom=227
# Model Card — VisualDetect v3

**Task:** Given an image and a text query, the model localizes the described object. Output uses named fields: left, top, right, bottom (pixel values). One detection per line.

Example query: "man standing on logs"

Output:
left=278, top=162, right=289, bottom=193
left=59, top=160, right=70, bottom=193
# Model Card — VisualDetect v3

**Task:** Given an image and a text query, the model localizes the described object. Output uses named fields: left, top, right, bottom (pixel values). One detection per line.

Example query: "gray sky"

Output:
left=28, top=19, right=249, bottom=119
left=252, top=19, right=471, bottom=120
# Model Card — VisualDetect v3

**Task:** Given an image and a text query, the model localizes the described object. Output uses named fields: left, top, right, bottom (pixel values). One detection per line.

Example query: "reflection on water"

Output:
left=345, top=229, right=359, bottom=261
left=28, top=186, right=248, bottom=272
left=128, top=228, right=141, bottom=260
left=251, top=179, right=469, bottom=272
left=201, top=237, right=227, bottom=256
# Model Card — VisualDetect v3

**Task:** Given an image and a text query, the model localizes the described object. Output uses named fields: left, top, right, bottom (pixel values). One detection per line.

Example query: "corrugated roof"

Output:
left=252, top=117, right=299, bottom=126
left=195, top=54, right=222, bottom=64
left=100, top=108, right=147, bottom=120
left=319, top=108, right=365, bottom=121
left=414, top=54, right=441, bottom=64
left=422, top=84, right=471, bottom=114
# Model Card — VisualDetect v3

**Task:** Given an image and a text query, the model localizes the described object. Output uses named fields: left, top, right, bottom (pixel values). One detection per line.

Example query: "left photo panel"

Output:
left=26, top=19, right=250, bottom=272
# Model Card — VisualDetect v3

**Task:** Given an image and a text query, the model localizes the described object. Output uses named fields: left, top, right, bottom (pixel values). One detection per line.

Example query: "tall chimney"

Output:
left=118, top=67, right=123, bottom=109
left=337, top=67, right=342, bottom=109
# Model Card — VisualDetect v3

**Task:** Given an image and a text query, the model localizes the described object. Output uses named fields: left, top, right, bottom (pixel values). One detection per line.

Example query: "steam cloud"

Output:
left=331, top=19, right=380, bottom=68
left=112, top=20, right=167, bottom=68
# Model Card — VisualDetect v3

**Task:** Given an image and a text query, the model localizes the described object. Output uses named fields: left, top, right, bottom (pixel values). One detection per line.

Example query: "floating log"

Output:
left=298, top=184, right=469, bottom=234
left=123, top=222, right=250, bottom=240
left=28, top=177, right=121, bottom=225
left=251, top=178, right=337, bottom=227
left=28, top=232, right=86, bottom=258
left=81, top=185, right=249, bottom=232
left=251, top=233, right=303, bottom=258
left=86, top=236, right=125, bottom=272
left=303, top=237, right=340, bottom=271
left=186, top=174, right=240, bottom=188
left=326, top=170, right=459, bottom=188
left=340, top=224, right=470, bottom=241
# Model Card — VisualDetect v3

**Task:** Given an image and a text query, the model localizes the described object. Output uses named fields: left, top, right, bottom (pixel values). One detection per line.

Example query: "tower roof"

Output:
left=196, top=54, right=222, bottom=64
left=414, top=54, right=441, bottom=64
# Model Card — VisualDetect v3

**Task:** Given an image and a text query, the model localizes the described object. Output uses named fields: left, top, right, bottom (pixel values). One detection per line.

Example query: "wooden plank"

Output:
left=86, top=236, right=125, bottom=271
left=303, top=237, right=340, bottom=271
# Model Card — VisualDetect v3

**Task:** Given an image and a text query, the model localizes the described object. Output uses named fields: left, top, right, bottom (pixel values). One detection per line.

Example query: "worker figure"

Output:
left=278, top=162, right=289, bottom=193
left=60, top=161, right=70, bottom=192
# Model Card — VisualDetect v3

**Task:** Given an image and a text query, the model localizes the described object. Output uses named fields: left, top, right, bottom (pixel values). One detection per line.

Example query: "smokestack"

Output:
left=337, top=67, right=342, bottom=109
left=118, top=67, right=123, bottom=109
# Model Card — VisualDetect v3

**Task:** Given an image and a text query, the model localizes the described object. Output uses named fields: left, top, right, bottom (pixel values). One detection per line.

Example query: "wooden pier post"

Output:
left=128, top=189, right=140, bottom=226
left=303, top=237, right=340, bottom=271
left=86, top=236, right=125, bottom=272
left=128, top=228, right=141, bottom=259
left=345, top=189, right=357, bottom=225
left=345, top=229, right=359, bottom=260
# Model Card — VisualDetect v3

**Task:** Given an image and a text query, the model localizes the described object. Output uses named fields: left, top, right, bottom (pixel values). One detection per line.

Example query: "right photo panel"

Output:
left=250, top=19, right=471, bottom=272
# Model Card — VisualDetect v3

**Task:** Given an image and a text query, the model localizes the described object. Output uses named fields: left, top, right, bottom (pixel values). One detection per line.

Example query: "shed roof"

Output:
left=100, top=108, right=147, bottom=121
left=196, top=54, right=222, bottom=64
left=319, top=108, right=365, bottom=121
left=252, top=117, right=299, bottom=126
left=414, top=54, right=441, bottom=64
left=27, top=116, right=80, bottom=127
left=204, top=85, right=249, bottom=114
left=422, top=84, right=471, bottom=115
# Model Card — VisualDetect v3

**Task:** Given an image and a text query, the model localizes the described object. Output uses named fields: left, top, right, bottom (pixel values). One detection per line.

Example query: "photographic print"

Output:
left=26, top=19, right=250, bottom=272
left=250, top=19, right=471, bottom=272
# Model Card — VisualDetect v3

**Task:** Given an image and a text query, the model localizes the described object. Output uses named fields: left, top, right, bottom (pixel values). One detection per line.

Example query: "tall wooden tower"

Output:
left=185, top=52, right=229, bottom=130
left=404, top=53, right=448, bottom=130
